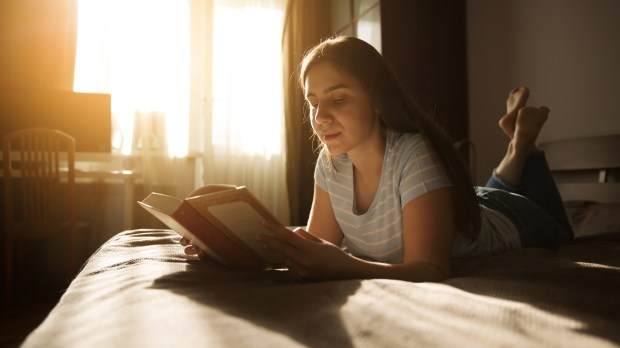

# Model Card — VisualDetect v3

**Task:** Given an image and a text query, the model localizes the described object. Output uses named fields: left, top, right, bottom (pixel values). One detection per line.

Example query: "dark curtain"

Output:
left=282, top=0, right=331, bottom=226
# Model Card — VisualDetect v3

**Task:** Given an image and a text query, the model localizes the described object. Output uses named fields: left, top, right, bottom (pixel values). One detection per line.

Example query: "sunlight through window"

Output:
left=74, top=0, right=190, bottom=156
left=211, top=3, right=285, bottom=158
left=74, top=0, right=285, bottom=160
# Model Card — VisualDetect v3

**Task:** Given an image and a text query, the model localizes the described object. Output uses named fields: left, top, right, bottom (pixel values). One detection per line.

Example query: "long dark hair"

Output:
left=299, top=36, right=480, bottom=240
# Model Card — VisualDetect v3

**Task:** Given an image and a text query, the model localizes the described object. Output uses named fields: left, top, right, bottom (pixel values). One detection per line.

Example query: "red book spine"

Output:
left=172, top=201, right=266, bottom=270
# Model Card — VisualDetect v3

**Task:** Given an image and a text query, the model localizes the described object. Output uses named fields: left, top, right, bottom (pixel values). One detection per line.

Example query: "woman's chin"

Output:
left=325, top=146, right=346, bottom=157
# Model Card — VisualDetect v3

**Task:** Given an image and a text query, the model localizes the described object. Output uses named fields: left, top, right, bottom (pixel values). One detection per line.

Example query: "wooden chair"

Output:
left=3, top=128, right=88, bottom=301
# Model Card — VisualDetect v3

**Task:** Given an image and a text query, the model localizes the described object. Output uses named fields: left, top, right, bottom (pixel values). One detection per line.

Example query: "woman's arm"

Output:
left=399, top=186, right=455, bottom=280
left=260, top=186, right=455, bottom=282
left=306, top=184, right=344, bottom=245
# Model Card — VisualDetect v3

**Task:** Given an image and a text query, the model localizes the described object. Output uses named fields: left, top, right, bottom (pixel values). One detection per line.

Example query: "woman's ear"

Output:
left=373, top=100, right=382, bottom=115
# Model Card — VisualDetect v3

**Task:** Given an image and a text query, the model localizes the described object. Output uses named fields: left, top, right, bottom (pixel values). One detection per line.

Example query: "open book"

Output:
left=138, top=186, right=282, bottom=270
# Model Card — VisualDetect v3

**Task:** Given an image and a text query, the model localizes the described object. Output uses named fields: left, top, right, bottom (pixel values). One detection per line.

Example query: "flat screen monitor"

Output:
left=0, top=89, right=112, bottom=152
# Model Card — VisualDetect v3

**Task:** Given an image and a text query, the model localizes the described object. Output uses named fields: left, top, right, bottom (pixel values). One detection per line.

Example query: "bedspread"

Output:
left=23, top=229, right=620, bottom=347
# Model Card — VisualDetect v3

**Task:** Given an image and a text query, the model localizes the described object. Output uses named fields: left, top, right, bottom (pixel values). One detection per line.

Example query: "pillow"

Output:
left=565, top=201, right=620, bottom=237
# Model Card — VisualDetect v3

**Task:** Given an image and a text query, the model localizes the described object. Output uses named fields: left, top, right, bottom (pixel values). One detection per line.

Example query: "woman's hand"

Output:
left=259, top=221, right=361, bottom=281
left=179, top=237, right=205, bottom=260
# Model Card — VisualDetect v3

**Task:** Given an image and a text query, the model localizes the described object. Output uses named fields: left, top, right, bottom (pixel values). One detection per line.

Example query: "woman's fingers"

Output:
left=262, top=221, right=320, bottom=249
left=262, top=220, right=296, bottom=240
left=294, top=227, right=322, bottom=242
left=259, top=234, right=306, bottom=262
left=183, top=243, right=206, bottom=260
left=263, top=240, right=313, bottom=282
left=259, top=222, right=355, bottom=281
left=180, top=237, right=203, bottom=258
left=184, top=244, right=197, bottom=255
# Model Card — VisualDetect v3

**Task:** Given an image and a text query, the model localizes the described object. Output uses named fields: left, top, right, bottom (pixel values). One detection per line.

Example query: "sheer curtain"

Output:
left=74, top=0, right=290, bottom=224
left=191, top=0, right=289, bottom=224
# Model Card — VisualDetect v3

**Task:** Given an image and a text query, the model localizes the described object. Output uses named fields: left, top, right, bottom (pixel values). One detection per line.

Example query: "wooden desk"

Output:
left=2, top=151, right=142, bottom=231
left=76, top=170, right=141, bottom=230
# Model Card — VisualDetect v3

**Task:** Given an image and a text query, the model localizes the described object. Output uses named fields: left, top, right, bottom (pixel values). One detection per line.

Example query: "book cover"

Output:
left=138, top=186, right=281, bottom=270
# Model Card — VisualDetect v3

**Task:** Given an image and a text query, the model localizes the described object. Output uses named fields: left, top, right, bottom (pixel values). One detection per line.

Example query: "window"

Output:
left=210, top=3, right=285, bottom=158
left=74, top=0, right=286, bottom=160
left=74, top=0, right=190, bottom=156
left=74, top=0, right=290, bottom=223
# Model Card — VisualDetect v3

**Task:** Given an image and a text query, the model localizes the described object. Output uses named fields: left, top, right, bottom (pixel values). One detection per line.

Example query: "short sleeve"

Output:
left=314, top=150, right=329, bottom=191
left=398, top=138, right=452, bottom=208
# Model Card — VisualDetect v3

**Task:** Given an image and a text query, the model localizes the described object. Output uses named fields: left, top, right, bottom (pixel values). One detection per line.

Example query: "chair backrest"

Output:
left=3, top=128, right=76, bottom=236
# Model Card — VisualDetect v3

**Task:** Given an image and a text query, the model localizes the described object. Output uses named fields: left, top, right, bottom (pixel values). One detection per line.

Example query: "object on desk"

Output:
left=2, top=128, right=90, bottom=301
left=0, top=90, right=111, bottom=153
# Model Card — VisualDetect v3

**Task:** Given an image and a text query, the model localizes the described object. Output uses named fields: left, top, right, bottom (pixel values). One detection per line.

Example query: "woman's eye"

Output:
left=308, top=104, right=317, bottom=116
left=333, top=97, right=345, bottom=104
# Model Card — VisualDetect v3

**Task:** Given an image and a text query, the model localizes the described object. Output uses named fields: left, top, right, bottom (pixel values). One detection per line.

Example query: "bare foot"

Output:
left=513, top=105, right=549, bottom=154
left=494, top=104, right=548, bottom=188
left=499, top=87, right=530, bottom=139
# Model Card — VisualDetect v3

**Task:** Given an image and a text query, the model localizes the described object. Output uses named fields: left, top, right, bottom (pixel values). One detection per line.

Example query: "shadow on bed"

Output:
left=148, top=231, right=620, bottom=346
left=449, top=232, right=620, bottom=345
left=151, top=268, right=361, bottom=348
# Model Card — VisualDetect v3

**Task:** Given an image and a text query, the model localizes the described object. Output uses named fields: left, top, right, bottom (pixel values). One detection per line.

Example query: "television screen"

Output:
left=0, top=89, right=112, bottom=152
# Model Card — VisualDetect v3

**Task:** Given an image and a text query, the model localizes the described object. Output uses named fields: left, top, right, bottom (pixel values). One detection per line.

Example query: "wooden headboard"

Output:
left=539, top=134, right=620, bottom=203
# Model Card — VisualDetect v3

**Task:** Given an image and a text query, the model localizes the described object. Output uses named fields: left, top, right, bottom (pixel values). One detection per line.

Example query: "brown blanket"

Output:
left=23, top=229, right=620, bottom=347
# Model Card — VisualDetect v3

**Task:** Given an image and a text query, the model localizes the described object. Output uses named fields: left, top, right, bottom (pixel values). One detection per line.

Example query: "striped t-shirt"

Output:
left=314, top=130, right=451, bottom=263
left=314, top=130, right=521, bottom=263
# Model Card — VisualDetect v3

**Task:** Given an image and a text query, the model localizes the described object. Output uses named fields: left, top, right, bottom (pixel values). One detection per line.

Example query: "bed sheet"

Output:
left=23, top=229, right=620, bottom=348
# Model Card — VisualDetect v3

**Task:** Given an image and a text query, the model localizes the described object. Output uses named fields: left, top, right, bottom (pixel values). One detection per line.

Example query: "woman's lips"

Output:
left=322, top=132, right=341, bottom=142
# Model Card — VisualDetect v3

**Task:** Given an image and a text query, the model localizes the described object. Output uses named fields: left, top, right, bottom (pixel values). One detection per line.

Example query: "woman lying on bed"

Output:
left=183, top=36, right=573, bottom=283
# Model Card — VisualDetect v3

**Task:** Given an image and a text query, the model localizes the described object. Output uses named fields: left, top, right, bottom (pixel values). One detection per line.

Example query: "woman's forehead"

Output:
left=304, top=62, right=357, bottom=95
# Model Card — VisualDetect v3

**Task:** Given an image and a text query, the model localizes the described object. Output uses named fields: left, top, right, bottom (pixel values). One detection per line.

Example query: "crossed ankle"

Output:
left=492, top=169, right=522, bottom=190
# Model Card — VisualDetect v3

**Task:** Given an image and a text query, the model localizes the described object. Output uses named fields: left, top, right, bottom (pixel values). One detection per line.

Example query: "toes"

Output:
left=507, top=86, right=530, bottom=113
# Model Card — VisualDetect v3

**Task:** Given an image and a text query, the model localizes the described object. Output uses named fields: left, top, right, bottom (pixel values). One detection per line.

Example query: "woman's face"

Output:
left=304, top=62, right=382, bottom=157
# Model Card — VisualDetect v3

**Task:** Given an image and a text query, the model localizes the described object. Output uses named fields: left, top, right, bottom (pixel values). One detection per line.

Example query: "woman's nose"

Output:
left=314, top=105, right=332, bottom=124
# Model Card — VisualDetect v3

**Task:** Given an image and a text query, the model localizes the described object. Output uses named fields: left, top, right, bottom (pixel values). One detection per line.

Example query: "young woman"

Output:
left=184, top=36, right=573, bottom=282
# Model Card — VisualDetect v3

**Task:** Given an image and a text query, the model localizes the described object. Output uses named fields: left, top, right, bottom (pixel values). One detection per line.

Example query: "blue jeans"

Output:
left=476, top=151, right=573, bottom=247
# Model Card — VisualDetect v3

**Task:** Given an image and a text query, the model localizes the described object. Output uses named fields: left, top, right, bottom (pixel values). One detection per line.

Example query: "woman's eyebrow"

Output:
left=323, top=83, right=348, bottom=94
left=307, top=83, right=349, bottom=98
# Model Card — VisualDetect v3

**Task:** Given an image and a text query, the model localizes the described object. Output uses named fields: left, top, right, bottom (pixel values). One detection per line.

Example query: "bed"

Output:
left=22, top=135, right=620, bottom=347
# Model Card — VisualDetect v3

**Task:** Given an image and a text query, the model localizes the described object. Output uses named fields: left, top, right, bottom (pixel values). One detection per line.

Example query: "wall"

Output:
left=330, top=0, right=382, bottom=51
left=467, top=0, right=620, bottom=184
left=0, top=0, right=77, bottom=90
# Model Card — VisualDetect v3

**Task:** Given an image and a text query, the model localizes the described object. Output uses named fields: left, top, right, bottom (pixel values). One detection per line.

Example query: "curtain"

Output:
left=282, top=0, right=331, bottom=225
left=192, top=0, right=290, bottom=224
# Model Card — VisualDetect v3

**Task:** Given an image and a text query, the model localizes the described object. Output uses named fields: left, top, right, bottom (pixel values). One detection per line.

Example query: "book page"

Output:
left=139, top=193, right=182, bottom=215
left=206, top=201, right=280, bottom=263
